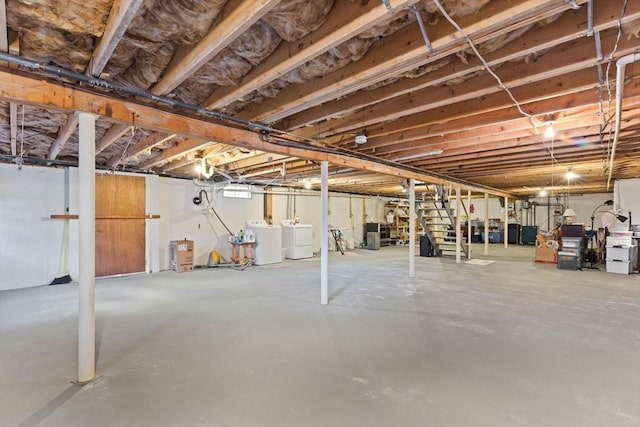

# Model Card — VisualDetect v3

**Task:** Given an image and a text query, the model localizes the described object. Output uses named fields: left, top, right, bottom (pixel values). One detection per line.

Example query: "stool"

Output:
left=230, top=241, right=254, bottom=264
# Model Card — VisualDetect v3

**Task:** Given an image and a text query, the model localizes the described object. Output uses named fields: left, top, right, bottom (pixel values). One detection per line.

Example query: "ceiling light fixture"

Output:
left=544, top=123, right=555, bottom=139
left=565, top=170, right=578, bottom=180
left=304, top=181, right=312, bottom=190
left=194, top=155, right=214, bottom=179
left=539, top=189, right=548, bottom=197
left=355, top=131, right=367, bottom=145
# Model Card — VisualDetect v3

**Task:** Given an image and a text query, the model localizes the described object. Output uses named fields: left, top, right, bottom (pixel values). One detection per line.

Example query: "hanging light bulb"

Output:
left=539, top=189, right=548, bottom=197
left=304, top=181, right=312, bottom=190
left=544, top=123, right=555, bottom=139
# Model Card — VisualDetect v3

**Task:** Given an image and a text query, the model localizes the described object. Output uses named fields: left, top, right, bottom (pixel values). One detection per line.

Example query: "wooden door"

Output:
left=95, top=174, right=146, bottom=277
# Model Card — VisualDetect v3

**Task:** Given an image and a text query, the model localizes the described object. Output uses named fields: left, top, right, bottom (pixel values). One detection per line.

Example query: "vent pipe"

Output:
left=607, top=53, right=640, bottom=190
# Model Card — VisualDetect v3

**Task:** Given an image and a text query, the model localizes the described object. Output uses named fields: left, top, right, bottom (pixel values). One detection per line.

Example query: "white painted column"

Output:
left=320, top=161, right=329, bottom=305
left=484, top=193, right=489, bottom=255
left=504, top=195, right=509, bottom=248
left=409, top=178, right=415, bottom=278
left=456, top=186, right=461, bottom=264
left=467, top=189, right=472, bottom=259
left=78, top=112, right=96, bottom=383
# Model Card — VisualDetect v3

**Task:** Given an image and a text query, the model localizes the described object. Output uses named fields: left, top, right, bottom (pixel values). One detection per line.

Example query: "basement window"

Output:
left=222, top=184, right=252, bottom=199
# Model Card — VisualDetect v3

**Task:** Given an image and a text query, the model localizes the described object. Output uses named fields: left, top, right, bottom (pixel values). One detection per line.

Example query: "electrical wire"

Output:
left=431, top=0, right=562, bottom=167
left=111, top=125, right=136, bottom=172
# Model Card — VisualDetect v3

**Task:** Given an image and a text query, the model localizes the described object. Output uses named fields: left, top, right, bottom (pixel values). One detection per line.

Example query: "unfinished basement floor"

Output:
left=1, top=245, right=639, bottom=427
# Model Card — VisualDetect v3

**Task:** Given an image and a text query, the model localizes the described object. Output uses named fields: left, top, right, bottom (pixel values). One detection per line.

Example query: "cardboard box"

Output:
left=535, top=246, right=557, bottom=263
left=535, top=234, right=558, bottom=264
left=170, top=240, right=193, bottom=272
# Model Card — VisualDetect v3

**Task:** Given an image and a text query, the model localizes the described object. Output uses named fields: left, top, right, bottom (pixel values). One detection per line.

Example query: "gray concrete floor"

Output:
left=1, top=245, right=639, bottom=427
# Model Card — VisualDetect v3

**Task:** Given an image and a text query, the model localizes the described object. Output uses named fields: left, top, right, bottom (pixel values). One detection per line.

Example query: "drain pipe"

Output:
left=607, top=53, right=640, bottom=190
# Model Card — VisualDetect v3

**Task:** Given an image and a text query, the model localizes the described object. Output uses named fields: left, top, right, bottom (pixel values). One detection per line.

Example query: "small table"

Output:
left=230, top=241, right=254, bottom=264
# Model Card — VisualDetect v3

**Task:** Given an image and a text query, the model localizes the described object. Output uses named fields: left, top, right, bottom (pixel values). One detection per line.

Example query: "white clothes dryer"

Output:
left=281, top=219, right=313, bottom=259
left=245, top=220, right=282, bottom=265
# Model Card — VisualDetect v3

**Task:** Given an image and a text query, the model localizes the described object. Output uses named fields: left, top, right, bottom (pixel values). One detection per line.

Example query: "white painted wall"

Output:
left=0, top=164, right=424, bottom=290
left=157, top=178, right=264, bottom=268
left=0, top=164, right=79, bottom=290
left=614, top=178, right=640, bottom=227
left=271, top=189, right=386, bottom=251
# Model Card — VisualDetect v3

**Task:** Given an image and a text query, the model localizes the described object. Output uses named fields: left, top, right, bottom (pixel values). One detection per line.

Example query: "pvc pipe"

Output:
left=78, top=112, right=96, bottom=383
left=484, top=193, right=489, bottom=255
left=456, top=186, right=461, bottom=264
left=320, top=161, right=328, bottom=305
left=409, top=178, right=415, bottom=278
left=607, top=53, right=640, bottom=190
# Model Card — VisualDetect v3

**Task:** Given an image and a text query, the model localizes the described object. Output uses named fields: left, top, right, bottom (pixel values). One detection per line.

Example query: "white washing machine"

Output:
left=281, top=219, right=313, bottom=259
left=245, top=220, right=282, bottom=265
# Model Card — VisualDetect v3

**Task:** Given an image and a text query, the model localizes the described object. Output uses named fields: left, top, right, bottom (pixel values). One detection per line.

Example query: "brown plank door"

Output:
left=95, top=174, right=146, bottom=277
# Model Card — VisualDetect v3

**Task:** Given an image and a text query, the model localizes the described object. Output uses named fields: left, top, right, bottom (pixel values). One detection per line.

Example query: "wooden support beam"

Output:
left=50, top=214, right=160, bottom=219
left=239, top=0, right=583, bottom=123
left=0, top=69, right=513, bottom=197
left=203, top=0, right=421, bottom=109
left=361, top=107, right=605, bottom=153
left=283, top=0, right=640, bottom=131
left=49, top=112, right=80, bottom=160
left=345, top=80, right=640, bottom=147
left=89, top=0, right=144, bottom=77
left=312, top=31, right=638, bottom=138
left=140, top=138, right=214, bottom=169
left=151, top=0, right=280, bottom=95
left=96, top=123, right=131, bottom=154
left=107, top=131, right=176, bottom=167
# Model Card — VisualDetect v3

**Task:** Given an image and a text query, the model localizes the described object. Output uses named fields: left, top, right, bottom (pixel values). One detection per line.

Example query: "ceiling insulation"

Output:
left=0, top=0, right=639, bottom=196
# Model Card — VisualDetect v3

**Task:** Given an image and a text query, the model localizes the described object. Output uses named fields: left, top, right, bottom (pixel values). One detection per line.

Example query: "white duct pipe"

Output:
left=607, top=53, right=640, bottom=190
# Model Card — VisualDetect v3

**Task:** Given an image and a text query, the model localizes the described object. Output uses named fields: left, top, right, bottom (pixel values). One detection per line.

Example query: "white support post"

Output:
left=504, top=195, right=509, bottom=248
left=78, top=112, right=96, bottom=383
left=320, top=161, right=329, bottom=305
left=484, top=193, right=489, bottom=255
left=456, top=186, right=461, bottom=264
left=467, top=189, right=472, bottom=259
left=409, top=178, right=415, bottom=278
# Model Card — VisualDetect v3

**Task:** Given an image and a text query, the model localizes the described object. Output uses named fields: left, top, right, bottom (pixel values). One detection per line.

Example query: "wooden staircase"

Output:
left=417, top=185, right=468, bottom=258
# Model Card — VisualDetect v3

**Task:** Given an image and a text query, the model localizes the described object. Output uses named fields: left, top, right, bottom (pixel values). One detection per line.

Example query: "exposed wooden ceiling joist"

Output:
left=240, top=0, right=588, bottom=124
left=151, top=0, right=281, bottom=96
left=284, top=0, right=640, bottom=133
left=0, top=69, right=511, bottom=196
left=202, top=0, right=421, bottom=110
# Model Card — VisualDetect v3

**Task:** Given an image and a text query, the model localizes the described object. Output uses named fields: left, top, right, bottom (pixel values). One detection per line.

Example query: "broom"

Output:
left=50, top=216, right=72, bottom=285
